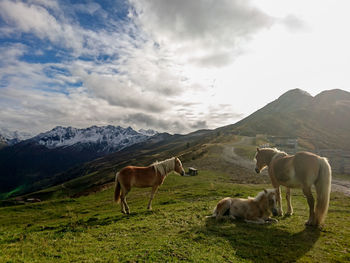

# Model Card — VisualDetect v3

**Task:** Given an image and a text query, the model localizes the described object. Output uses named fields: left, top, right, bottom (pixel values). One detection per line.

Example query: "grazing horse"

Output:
left=114, top=157, right=185, bottom=214
left=207, top=189, right=279, bottom=224
left=254, top=147, right=332, bottom=226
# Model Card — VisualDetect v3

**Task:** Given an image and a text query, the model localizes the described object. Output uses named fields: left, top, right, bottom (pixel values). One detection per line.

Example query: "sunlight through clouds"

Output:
left=0, top=0, right=348, bottom=135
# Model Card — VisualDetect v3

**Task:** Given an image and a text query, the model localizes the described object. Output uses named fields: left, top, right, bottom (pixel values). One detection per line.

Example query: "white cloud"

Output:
left=130, top=0, right=275, bottom=67
left=0, top=0, right=316, bottom=136
left=0, top=0, right=84, bottom=51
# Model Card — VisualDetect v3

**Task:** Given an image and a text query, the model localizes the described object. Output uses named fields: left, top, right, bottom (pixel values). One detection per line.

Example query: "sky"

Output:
left=0, top=0, right=350, bottom=135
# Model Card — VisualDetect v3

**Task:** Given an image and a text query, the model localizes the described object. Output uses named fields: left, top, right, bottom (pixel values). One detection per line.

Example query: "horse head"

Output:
left=254, top=148, right=268, bottom=174
left=174, top=157, right=185, bottom=176
left=264, top=189, right=279, bottom=216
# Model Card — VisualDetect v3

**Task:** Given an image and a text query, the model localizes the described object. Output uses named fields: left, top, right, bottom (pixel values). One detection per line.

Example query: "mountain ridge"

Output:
left=0, top=125, right=159, bottom=197
left=31, top=125, right=156, bottom=153
left=222, top=88, right=350, bottom=150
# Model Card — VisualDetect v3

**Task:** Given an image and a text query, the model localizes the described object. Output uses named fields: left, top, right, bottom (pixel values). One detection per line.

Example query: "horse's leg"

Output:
left=275, top=185, right=283, bottom=216
left=302, top=187, right=315, bottom=225
left=121, top=187, right=130, bottom=214
left=147, top=185, right=159, bottom=210
left=120, top=191, right=126, bottom=214
left=285, top=187, right=293, bottom=216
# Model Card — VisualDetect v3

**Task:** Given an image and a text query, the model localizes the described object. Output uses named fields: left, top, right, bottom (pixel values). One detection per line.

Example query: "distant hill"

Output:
left=221, top=89, right=350, bottom=151
left=0, top=125, right=158, bottom=198
left=3, top=88, right=350, bottom=201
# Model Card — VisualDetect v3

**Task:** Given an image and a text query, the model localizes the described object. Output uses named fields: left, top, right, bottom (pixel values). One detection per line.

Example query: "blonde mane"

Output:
left=254, top=189, right=275, bottom=202
left=152, top=157, right=176, bottom=177
left=270, top=148, right=288, bottom=161
left=254, top=147, right=287, bottom=162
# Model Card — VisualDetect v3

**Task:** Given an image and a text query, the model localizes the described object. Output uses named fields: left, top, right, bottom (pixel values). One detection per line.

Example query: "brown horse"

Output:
left=254, top=147, right=332, bottom=226
left=114, top=157, right=185, bottom=214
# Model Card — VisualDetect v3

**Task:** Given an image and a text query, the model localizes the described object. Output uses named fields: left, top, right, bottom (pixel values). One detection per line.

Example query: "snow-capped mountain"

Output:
left=32, top=125, right=156, bottom=153
left=0, top=128, right=33, bottom=146
left=0, top=134, right=7, bottom=145
left=138, top=129, right=158, bottom=136
left=0, top=125, right=162, bottom=196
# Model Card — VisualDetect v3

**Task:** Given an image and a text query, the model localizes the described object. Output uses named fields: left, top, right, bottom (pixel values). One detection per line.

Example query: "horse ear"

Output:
left=264, top=189, right=267, bottom=194
left=257, top=147, right=260, bottom=152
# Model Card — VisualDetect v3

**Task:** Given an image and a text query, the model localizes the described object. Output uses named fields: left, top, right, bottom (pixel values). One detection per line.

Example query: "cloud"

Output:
left=282, top=14, right=306, bottom=32
left=0, top=85, right=122, bottom=134
left=73, top=2, right=102, bottom=15
left=81, top=72, right=168, bottom=112
left=190, top=121, right=208, bottom=130
left=0, top=0, right=83, bottom=51
left=1, top=0, right=274, bottom=135
left=130, top=0, right=275, bottom=67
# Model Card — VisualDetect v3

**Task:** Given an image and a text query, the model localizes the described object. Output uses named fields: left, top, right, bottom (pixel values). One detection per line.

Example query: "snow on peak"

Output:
left=138, top=129, right=158, bottom=136
left=0, top=128, right=33, bottom=145
left=33, top=125, right=157, bottom=152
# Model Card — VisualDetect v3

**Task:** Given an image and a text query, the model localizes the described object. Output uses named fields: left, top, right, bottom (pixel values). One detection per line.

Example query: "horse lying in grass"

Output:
left=114, top=157, right=185, bottom=214
left=254, top=147, right=332, bottom=226
left=207, top=189, right=279, bottom=224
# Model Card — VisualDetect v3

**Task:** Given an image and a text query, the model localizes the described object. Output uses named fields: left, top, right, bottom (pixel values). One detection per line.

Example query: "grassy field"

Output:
left=1, top=170, right=349, bottom=262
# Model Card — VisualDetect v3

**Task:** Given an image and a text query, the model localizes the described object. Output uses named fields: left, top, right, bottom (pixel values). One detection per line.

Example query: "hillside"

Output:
left=221, top=89, right=350, bottom=151
left=2, top=88, right=350, bottom=201
left=14, top=130, right=217, bottom=201
left=0, top=126, right=157, bottom=198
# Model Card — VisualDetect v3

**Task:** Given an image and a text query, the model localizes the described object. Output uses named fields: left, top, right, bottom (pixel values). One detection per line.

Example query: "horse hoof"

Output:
left=285, top=212, right=293, bottom=216
left=305, top=221, right=315, bottom=226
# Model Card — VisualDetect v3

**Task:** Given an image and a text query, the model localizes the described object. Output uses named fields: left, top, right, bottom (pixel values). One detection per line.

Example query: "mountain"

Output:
left=33, top=125, right=152, bottom=153
left=0, top=138, right=7, bottom=150
left=13, top=129, right=214, bottom=200
left=0, top=125, right=157, bottom=197
left=0, top=128, right=32, bottom=146
left=138, top=128, right=158, bottom=136
left=222, top=88, right=350, bottom=150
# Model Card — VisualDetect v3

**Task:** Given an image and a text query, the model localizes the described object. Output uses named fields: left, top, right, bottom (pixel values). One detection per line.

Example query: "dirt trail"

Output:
left=222, top=137, right=350, bottom=197
left=222, top=137, right=256, bottom=171
left=331, top=179, right=350, bottom=196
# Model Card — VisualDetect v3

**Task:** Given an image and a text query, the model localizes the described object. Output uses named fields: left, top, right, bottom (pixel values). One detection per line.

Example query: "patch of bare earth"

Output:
left=332, top=179, right=350, bottom=196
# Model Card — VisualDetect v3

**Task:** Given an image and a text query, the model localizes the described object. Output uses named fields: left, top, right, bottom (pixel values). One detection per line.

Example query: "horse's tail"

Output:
left=315, top=157, right=332, bottom=225
left=114, top=172, right=121, bottom=203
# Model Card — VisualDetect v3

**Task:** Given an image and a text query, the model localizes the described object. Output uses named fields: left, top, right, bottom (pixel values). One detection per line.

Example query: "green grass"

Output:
left=1, top=170, right=349, bottom=262
left=0, top=185, right=26, bottom=200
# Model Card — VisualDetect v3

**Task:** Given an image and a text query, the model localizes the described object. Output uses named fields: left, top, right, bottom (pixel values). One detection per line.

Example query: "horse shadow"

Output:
left=195, top=219, right=320, bottom=262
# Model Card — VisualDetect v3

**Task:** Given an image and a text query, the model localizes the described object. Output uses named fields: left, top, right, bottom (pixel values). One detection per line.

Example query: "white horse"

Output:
left=207, top=189, right=279, bottom=224
left=254, top=147, right=332, bottom=226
